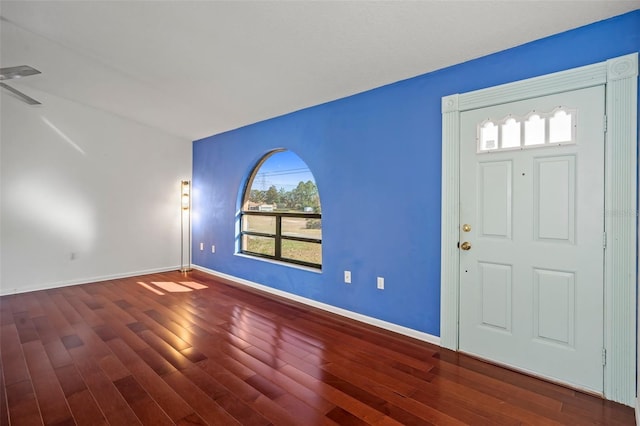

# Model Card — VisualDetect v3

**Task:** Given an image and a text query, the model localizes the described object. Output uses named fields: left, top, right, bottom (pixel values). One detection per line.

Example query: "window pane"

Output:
left=243, top=215, right=275, bottom=234
left=480, top=122, right=498, bottom=151
left=281, top=217, right=322, bottom=239
left=241, top=149, right=322, bottom=268
left=501, top=118, right=521, bottom=148
left=282, top=239, right=322, bottom=265
left=549, top=110, right=573, bottom=143
left=244, top=150, right=321, bottom=214
left=243, top=235, right=275, bottom=256
left=524, top=114, right=545, bottom=146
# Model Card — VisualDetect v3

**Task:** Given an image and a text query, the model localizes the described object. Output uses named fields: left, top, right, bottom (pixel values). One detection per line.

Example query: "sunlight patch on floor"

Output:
left=179, top=281, right=208, bottom=290
left=137, top=281, right=164, bottom=295
left=151, top=281, right=193, bottom=292
left=136, top=280, right=209, bottom=295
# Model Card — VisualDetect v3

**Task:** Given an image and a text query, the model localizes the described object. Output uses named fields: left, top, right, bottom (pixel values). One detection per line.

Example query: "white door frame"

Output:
left=440, top=53, right=638, bottom=406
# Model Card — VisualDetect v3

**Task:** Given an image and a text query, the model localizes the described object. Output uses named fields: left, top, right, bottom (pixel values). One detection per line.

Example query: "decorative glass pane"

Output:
left=282, top=217, right=322, bottom=239
left=549, top=110, right=573, bottom=143
left=478, top=108, right=576, bottom=154
left=282, top=239, right=322, bottom=265
left=243, top=215, right=275, bottom=234
left=524, top=114, right=545, bottom=146
left=243, top=235, right=275, bottom=256
left=501, top=118, right=521, bottom=148
left=480, top=122, right=498, bottom=151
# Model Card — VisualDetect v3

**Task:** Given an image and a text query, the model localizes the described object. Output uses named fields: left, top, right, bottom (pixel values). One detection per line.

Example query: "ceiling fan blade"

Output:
left=0, top=82, right=41, bottom=105
left=0, top=65, right=41, bottom=80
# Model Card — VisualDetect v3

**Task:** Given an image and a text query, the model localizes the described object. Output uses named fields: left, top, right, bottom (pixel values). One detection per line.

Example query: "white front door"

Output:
left=458, top=85, right=605, bottom=393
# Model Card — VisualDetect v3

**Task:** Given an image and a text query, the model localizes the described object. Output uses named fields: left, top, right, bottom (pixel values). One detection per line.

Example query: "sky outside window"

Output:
left=254, top=150, right=314, bottom=191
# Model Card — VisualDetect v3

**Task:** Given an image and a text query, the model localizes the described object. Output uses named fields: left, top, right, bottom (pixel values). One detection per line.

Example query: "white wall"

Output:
left=0, top=89, right=191, bottom=295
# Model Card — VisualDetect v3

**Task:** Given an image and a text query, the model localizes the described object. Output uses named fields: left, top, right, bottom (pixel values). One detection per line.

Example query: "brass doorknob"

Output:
left=462, top=224, right=471, bottom=232
left=460, top=242, right=472, bottom=251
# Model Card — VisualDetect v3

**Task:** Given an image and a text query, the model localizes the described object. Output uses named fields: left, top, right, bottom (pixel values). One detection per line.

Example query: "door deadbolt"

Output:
left=460, top=241, right=472, bottom=251
left=462, top=224, right=471, bottom=232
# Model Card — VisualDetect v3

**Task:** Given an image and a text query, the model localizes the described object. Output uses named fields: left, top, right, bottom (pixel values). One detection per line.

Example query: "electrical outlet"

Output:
left=377, top=276, right=384, bottom=290
left=211, top=245, right=216, bottom=253
left=199, top=242, right=204, bottom=250
left=344, top=271, right=351, bottom=284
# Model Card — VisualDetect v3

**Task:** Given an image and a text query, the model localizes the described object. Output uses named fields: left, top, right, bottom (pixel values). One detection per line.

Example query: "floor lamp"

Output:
left=180, top=180, right=192, bottom=272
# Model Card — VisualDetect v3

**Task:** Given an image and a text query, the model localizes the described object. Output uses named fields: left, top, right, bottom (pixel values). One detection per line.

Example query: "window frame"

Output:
left=240, top=211, right=322, bottom=269
left=239, top=149, right=322, bottom=270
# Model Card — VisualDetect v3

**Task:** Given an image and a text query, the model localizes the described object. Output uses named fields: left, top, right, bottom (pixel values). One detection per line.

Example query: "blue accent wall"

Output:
left=193, top=10, right=640, bottom=337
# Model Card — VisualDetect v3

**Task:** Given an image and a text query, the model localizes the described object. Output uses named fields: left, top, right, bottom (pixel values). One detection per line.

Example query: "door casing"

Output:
left=440, top=53, right=638, bottom=406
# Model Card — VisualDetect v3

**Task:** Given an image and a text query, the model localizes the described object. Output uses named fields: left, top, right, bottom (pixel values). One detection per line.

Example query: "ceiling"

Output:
left=1, top=1, right=638, bottom=141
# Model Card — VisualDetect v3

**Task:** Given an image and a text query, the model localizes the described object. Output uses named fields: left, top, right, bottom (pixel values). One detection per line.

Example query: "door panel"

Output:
left=532, top=268, right=575, bottom=346
left=534, top=156, right=575, bottom=242
left=479, top=262, right=512, bottom=332
left=479, top=161, right=512, bottom=238
left=459, top=85, right=605, bottom=393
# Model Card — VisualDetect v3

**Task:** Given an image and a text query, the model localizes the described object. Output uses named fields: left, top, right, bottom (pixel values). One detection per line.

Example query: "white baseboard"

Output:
left=193, top=264, right=441, bottom=346
left=0, top=266, right=181, bottom=296
left=635, top=397, right=639, bottom=426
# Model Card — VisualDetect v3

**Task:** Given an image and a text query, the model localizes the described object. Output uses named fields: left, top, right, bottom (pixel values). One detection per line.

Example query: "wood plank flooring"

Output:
left=0, top=270, right=635, bottom=425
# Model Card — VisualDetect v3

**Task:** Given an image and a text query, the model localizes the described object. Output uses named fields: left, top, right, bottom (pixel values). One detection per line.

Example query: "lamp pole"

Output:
left=180, top=180, right=192, bottom=272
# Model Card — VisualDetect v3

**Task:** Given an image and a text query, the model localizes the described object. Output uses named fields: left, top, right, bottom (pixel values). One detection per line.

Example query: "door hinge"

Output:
left=603, top=232, right=607, bottom=249
left=602, top=348, right=607, bottom=366
left=603, top=115, right=607, bottom=132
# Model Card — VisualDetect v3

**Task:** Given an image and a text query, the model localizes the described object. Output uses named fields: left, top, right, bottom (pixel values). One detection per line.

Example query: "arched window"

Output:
left=240, top=150, right=322, bottom=269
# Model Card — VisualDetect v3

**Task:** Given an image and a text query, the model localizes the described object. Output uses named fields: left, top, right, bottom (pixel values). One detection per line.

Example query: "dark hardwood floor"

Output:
left=0, top=270, right=634, bottom=425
